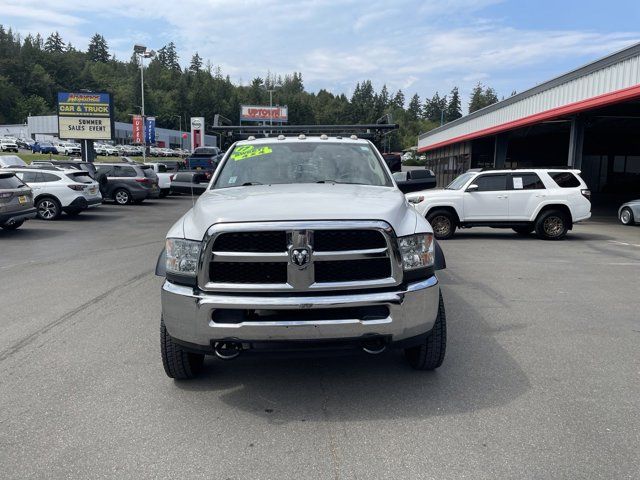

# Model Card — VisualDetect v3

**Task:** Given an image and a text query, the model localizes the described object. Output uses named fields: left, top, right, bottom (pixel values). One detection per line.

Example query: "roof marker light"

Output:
left=278, top=135, right=286, bottom=140
left=247, top=136, right=256, bottom=141
left=320, top=134, right=328, bottom=140
left=298, top=134, right=306, bottom=140
left=350, top=135, right=358, bottom=140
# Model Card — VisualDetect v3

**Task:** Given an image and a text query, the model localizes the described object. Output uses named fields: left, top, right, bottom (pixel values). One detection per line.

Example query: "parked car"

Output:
left=147, top=159, right=186, bottom=172
left=16, top=138, right=35, bottom=150
left=156, top=135, right=447, bottom=379
left=0, top=171, right=36, bottom=230
left=31, top=160, right=97, bottom=179
left=31, top=141, right=59, bottom=154
left=185, top=146, right=222, bottom=171
left=144, top=162, right=174, bottom=197
left=169, top=171, right=210, bottom=196
left=393, top=169, right=437, bottom=194
left=57, top=142, right=81, bottom=156
left=0, top=138, right=19, bottom=153
left=0, top=155, right=28, bottom=168
left=618, top=199, right=640, bottom=225
left=94, top=144, right=118, bottom=156
left=95, top=163, right=160, bottom=205
left=9, top=167, right=102, bottom=220
left=406, top=169, right=592, bottom=240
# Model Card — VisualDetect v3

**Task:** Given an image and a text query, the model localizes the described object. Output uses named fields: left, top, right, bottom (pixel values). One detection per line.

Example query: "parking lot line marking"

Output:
left=608, top=240, right=640, bottom=248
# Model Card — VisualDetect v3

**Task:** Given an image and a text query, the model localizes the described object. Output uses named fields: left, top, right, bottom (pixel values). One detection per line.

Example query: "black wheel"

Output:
left=535, top=210, right=568, bottom=240
left=113, top=188, right=131, bottom=205
left=36, top=197, right=61, bottom=220
left=427, top=210, right=457, bottom=240
left=1, top=220, right=24, bottom=230
left=512, top=226, right=534, bottom=235
left=160, top=317, right=204, bottom=379
left=405, top=291, right=446, bottom=370
left=619, top=207, right=634, bottom=225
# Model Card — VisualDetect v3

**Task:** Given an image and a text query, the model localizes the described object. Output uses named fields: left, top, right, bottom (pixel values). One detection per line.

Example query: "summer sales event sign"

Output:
left=57, top=92, right=113, bottom=140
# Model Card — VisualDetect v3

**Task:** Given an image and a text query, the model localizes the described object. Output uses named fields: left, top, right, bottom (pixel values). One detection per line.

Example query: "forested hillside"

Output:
left=0, top=27, right=499, bottom=149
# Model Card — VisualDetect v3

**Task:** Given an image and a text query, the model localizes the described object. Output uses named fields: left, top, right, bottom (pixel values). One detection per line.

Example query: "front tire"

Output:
left=36, top=197, right=61, bottom=220
left=161, top=318, right=204, bottom=379
left=620, top=207, right=634, bottom=225
left=405, top=291, right=446, bottom=370
left=535, top=210, right=568, bottom=240
left=426, top=210, right=457, bottom=240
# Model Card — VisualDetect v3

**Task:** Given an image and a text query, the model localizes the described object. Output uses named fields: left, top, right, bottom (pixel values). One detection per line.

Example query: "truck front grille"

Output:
left=201, top=221, right=401, bottom=292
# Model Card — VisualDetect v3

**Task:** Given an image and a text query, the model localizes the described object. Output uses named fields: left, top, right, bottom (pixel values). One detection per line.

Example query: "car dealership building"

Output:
left=418, top=43, right=640, bottom=208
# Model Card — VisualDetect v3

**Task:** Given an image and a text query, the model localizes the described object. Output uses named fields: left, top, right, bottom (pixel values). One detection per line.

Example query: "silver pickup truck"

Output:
left=156, top=135, right=447, bottom=379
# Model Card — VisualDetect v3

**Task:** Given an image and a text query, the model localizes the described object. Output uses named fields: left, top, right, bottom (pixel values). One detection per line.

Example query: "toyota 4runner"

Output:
left=407, top=169, right=591, bottom=240
left=156, top=135, right=447, bottom=379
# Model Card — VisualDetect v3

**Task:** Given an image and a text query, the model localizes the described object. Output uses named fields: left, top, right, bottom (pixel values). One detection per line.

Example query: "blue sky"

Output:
left=2, top=0, right=639, bottom=110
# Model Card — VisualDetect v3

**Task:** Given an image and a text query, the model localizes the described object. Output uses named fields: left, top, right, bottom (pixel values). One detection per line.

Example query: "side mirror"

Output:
left=466, top=184, right=479, bottom=192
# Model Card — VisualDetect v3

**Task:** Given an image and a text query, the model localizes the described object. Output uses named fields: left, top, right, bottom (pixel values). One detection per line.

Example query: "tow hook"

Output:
left=213, top=341, right=242, bottom=360
left=362, top=338, right=387, bottom=355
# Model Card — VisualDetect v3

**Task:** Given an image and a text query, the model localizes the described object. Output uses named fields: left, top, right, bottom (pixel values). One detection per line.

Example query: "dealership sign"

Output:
left=57, top=92, right=114, bottom=140
left=145, top=116, right=156, bottom=144
left=132, top=115, right=144, bottom=144
left=240, top=105, right=288, bottom=123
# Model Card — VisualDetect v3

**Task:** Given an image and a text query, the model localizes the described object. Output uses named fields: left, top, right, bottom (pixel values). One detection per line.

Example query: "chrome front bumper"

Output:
left=161, top=276, right=440, bottom=347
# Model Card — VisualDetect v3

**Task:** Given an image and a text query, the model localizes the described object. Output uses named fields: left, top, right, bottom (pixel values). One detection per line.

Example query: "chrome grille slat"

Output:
left=198, top=221, right=402, bottom=292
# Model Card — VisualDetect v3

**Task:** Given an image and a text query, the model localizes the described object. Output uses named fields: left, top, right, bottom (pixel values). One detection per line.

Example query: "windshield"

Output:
left=213, top=142, right=392, bottom=189
left=446, top=172, right=476, bottom=190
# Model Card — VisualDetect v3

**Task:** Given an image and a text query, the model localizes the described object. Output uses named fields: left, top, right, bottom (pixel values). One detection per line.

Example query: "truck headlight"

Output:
left=397, top=233, right=434, bottom=270
left=166, top=238, right=201, bottom=276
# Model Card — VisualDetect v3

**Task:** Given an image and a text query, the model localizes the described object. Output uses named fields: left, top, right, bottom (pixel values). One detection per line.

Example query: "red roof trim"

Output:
left=418, top=83, right=640, bottom=153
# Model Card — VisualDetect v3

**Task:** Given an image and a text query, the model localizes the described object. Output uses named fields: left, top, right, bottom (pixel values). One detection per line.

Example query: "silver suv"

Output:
left=156, top=136, right=447, bottom=379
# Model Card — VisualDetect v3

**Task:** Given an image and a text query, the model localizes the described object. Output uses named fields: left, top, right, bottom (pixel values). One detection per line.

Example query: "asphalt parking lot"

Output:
left=1, top=197, right=639, bottom=479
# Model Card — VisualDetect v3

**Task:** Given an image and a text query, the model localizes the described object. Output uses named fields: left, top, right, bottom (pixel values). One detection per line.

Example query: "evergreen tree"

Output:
left=445, top=86, right=462, bottom=122
left=189, top=52, right=202, bottom=72
left=468, top=83, right=485, bottom=113
left=44, top=31, right=64, bottom=53
left=484, top=87, right=498, bottom=105
left=391, top=90, right=405, bottom=109
left=407, top=93, right=422, bottom=120
left=87, top=33, right=109, bottom=62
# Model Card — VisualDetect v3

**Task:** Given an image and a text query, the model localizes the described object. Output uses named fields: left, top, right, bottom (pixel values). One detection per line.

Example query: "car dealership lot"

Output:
left=0, top=197, right=638, bottom=479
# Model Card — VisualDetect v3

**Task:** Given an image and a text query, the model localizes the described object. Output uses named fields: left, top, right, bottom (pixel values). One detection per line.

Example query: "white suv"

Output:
left=407, top=169, right=591, bottom=240
left=0, top=138, right=19, bottom=152
left=57, top=142, right=81, bottom=156
left=10, top=167, right=102, bottom=220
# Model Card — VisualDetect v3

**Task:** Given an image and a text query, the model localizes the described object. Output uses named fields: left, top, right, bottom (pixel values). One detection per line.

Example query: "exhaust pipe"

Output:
left=213, top=341, right=242, bottom=360
left=362, top=338, right=387, bottom=355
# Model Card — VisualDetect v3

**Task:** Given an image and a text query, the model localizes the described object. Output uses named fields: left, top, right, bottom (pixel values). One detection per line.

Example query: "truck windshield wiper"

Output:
left=316, top=180, right=356, bottom=184
left=241, top=182, right=264, bottom=186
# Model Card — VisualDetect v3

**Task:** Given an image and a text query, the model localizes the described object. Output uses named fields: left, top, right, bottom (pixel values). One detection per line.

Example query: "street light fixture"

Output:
left=133, top=44, right=155, bottom=161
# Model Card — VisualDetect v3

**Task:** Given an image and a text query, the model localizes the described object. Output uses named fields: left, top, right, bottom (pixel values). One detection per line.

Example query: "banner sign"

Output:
left=145, top=116, right=156, bottom=144
left=190, top=117, right=205, bottom=150
left=240, top=105, right=288, bottom=123
left=57, top=92, right=114, bottom=140
left=132, top=115, right=144, bottom=144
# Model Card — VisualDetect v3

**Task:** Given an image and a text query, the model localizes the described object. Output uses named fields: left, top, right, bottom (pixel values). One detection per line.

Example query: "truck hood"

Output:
left=174, top=183, right=424, bottom=239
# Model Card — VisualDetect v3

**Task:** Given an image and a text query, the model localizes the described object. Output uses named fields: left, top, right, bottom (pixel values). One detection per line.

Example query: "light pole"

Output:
left=171, top=114, right=182, bottom=150
left=134, top=44, right=155, bottom=161
left=262, top=84, right=281, bottom=133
